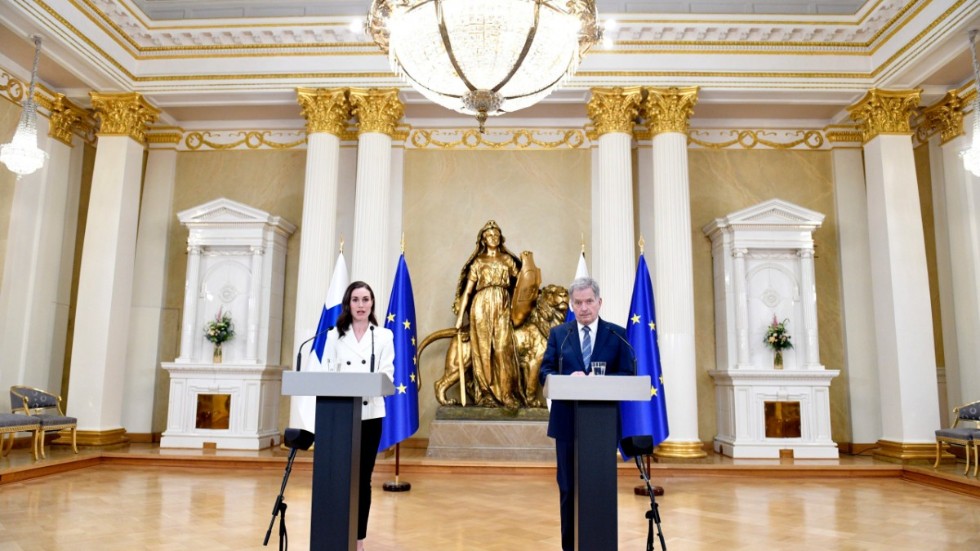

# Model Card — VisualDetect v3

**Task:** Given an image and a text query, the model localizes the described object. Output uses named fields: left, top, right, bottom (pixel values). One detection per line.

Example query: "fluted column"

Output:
left=0, top=94, right=85, bottom=393
left=350, top=88, right=403, bottom=294
left=586, top=87, right=641, bottom=323
left=799, top=248, right=821, bottom=367
left=639, top=86, right=704, bottom=458
left=925, top=91, right=980, bottom=407
left=122, top=128, right=180, bottom=435
left=847, top=89, right=940, bottom=461
left=66, top=92, right=159, bottom=446
left=288, top=88, right=350, bottom=430
left=179, top=245, right=202, bottom=361
left=732, top=248, right=751, bottom=367
left=246, top=246, right=264, bottom=361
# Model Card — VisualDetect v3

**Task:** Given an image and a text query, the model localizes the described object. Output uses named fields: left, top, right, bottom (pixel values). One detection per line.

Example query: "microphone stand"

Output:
left=263, top=446, right=300, bottom=550
left=295, top=325, right=334, bottom=372
left=634, top=453, right=667, bottom=551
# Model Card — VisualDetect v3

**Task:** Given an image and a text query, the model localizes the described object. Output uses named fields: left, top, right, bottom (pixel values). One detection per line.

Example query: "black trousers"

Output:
left=358, top=417, right=383, bottom=540
left=555, top=438, right=575, bottom=551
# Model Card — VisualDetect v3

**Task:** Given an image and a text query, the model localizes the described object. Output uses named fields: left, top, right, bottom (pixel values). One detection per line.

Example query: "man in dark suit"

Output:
left=538, top=276, right=632, bottom=551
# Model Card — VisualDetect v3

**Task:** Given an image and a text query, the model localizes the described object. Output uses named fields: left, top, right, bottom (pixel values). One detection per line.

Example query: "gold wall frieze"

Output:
left=90, top=92, right=160, bottom=144
left=1, top=70, right=26, bottom=103
left=824, top=124, right=864, bottom=145
left=407, top=128, right=589, bottom=150
left=146, top=125, right=184, bottom=148
left=182, top=130, right=307, bottom=151
left=349, top=88, right=403, bottom=137
left=297, top=88, right=351, bottom=137
left=642, top=86, right=699, bottom=135
left=686, top=129, right=826, bottom=150
left=587, top=87, right=643, bottom=136
left=847, top=88, right=921, bottom=142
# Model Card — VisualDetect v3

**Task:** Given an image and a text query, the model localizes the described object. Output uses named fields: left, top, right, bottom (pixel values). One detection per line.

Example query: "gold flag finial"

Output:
left=639, top=235, right=645, bottom=255
left=339, top=236, right=344, bottom=254
left=401, top=232, right=405, bottom=254
left=581, top=233, right=585, bottom=254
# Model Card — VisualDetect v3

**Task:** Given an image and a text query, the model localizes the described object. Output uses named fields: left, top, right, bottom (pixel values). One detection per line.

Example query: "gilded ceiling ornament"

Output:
left=587, top=87, right=643, bottom=136
left=846, top=89, right=921, bottom=143
left=921, top=91, right=965, bottom=145
left=47, top=94, right=86, bottom=146
left=349, top=88, right=404, bottom=137
left=296, top=88, right=351, bottom=137
left=642, top=86, right=699, bottom=135
left=90, top=92, right=161, bottom=144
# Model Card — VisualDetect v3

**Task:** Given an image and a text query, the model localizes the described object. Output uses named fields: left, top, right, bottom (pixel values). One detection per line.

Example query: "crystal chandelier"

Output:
left=963, top=30, right=980, bottom=178
left=0, top=35, right=47, bottom=178
left=367, top=0, right=601, bottom=132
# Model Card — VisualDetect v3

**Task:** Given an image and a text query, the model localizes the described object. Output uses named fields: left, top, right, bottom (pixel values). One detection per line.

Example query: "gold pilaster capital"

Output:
left=642, top=86, right=699, bottom=135
left=587, top=87, right=643, bottom=136
left=349, top=88, right=404, bottom=137
left=922, top=91, right=966, bottom=145
left=47, top=94, right=87, bottom=146
left=297, top=87, right=351, bottom=137
left=846, top=88, right=921, bottom=143
left=90, top=92, right=161, bottom=144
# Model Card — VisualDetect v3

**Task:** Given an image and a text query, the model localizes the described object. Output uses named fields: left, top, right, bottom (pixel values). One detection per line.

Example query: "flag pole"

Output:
left=630, top=236, right=665, bottom=498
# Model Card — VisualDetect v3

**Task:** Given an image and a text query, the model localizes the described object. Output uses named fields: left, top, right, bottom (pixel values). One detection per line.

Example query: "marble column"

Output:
left=924, top=91, right=980, bottom=408
left=66, top=92, right=159, bottom=446
left=0, top=94, right=85, bottom=393
left=288, top=88, right=350, bottom=430
left=586, top=87, right=641, bottom=324
left=122, top=128, right=180, bottom=437
left=830, top=140, right=882, bottom=447
left=640, top=87, right=705, bottom=458
left=847, top=89, right=940, bottom=461
left=349, top=88, right=403, bottom=295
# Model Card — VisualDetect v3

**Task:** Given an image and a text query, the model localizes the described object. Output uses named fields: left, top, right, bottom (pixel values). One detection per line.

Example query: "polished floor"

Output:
left=1, top=443, right=979, bottom=550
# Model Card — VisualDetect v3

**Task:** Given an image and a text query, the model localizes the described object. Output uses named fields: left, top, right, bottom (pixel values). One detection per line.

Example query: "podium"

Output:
left=282, top=371, right=394, bottom=551
left=543, top=375, right=650, bottom=551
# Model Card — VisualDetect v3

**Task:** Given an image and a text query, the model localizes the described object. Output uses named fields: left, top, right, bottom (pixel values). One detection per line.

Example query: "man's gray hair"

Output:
left=568, top=277, right=600, bottom=299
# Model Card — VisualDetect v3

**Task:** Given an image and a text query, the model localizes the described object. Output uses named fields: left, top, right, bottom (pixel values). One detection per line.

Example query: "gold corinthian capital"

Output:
left=297, top=88, right=351, bottom=136
left=349, top=88, right=404, bottom=137
left=846, top=88, right=921, bottom=143
left=90, top=92, right=160, bottom=144
left=587, top=87, right=643, bottom=136
left=642, top=86, right=699, bottom=135
left=922, top=91, right=966, bottom=145
left=47, top=94, right=87, bottom=146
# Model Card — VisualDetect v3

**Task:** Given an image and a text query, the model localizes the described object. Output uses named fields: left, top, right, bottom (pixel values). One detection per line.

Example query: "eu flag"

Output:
left=619, top=254, right=669, bottom=459
left=378, top=254, right=420, bottom=451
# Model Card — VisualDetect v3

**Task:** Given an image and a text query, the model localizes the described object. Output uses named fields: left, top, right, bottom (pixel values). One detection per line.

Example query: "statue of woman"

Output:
left=453, top=220, right=523, bottom=408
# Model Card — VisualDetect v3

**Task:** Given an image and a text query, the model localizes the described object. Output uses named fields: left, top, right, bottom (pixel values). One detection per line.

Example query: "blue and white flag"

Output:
left=619, top=254, right=670, bottom=459
left=566, top=251, right=590, bottom=322
left=312, top=251, right=348, bottom=363
left=378, top=254, right=420, bottom=451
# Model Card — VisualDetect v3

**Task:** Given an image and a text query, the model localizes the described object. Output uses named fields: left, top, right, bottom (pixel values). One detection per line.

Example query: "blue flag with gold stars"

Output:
left=379, top=254, right=420, bottom=451
left=619, top=254, right=669, bottom=458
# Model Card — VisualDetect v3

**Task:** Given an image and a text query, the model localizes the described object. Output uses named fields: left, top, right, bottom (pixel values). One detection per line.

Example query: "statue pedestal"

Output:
left=426, top=406, right=552, bottom=461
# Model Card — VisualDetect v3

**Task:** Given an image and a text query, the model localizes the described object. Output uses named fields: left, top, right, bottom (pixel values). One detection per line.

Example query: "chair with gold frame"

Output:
left=10, top=386, right=78, bottom=459
left=0, top=412, right=41, bottom=460
left=934, top=400, right=980, bottom=476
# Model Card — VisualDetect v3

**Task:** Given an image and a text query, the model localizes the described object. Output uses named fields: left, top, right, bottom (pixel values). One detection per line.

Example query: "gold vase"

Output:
left=774, top=350, right=783, bottom=370
left=213, top=344, right=222, bottom=364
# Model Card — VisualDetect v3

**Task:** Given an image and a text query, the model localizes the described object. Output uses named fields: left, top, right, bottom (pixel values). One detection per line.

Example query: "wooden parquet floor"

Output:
left=2, top=444, right=980, bottom=550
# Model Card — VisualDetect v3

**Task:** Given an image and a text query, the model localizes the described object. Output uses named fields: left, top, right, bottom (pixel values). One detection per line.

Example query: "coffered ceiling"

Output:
left=0, top=0, right=977, bottom=128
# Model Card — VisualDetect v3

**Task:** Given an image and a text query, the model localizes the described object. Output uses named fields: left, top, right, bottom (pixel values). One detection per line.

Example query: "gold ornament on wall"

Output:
left=90, top=92, right=161, bottom=144
left=587, top=87, right=643, bottom=136
left=846, top=88, right=921, bottom=143
left=642, top=86, right=699, bottom=135
left=297, top=87, right=351, bottom=137
left=349, top=88, right=404, bottom=137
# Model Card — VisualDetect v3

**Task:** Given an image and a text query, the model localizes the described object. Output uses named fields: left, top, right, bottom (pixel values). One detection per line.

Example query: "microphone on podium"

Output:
left=295, top=325, right=334, bottom=372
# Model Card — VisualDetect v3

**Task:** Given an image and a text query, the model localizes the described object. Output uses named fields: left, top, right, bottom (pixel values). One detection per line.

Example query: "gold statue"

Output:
left=421, top=220, right=569, bottom=409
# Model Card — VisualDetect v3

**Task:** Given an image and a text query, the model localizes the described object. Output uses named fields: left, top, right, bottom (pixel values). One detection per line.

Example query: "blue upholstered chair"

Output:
left=0, top=412, right=41, bottom=460
left=934, top=400, right=980, bottom=476
left=10, top=386, right=78, bottom=459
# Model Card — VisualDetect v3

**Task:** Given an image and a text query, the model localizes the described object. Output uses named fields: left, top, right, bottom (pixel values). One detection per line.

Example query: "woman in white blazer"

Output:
left=321, top=281, right=395, bottom=551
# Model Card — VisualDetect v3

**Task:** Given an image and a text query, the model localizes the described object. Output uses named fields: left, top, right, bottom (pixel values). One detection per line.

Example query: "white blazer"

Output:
left=318, top=324, right=395, bottom=421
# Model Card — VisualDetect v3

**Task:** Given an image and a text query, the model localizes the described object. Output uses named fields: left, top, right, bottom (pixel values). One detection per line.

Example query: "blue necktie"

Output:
left=581, top=326, right=592, bottom=372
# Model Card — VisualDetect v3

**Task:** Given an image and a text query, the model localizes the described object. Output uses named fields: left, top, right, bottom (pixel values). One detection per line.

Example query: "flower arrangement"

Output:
left=205, top=308, right=235, bottom=346
left=764, top=315, right=793, bottom=351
